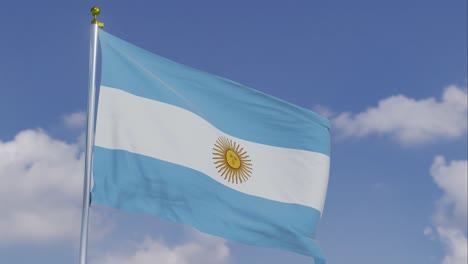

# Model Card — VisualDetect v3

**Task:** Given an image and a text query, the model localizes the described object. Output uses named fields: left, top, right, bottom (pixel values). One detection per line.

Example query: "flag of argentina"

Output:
left=92, top=30, right=331, bottom=263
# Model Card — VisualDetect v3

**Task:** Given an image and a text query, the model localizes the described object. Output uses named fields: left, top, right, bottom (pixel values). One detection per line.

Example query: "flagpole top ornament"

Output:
left=90, top=6, right=104, bottom=28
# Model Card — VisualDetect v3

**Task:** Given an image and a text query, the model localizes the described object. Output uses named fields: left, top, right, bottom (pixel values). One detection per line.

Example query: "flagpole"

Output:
left=79, top=6, right=103, bottom=264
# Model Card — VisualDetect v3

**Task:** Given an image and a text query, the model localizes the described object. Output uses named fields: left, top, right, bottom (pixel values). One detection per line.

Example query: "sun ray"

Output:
left=220, top=166, right=229, bottom=177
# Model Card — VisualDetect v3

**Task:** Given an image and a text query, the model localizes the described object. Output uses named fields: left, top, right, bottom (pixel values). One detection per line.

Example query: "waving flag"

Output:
left=92, top=30, right=330, bottom=264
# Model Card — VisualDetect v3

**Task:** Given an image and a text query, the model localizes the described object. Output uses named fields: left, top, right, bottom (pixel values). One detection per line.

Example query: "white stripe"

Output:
left=95, top=86, right=330, bottom=212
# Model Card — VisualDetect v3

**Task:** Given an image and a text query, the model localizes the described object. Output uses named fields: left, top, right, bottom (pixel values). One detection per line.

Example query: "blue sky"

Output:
left=0, top=1, right=466, bottom=264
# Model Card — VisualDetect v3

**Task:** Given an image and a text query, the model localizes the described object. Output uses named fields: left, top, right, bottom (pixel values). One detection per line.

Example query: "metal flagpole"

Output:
left=79, top=6, right=103, bottom=264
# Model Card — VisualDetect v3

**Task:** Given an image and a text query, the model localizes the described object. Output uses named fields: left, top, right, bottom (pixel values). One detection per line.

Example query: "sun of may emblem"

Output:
left=212, top=137, right=253, bottom=184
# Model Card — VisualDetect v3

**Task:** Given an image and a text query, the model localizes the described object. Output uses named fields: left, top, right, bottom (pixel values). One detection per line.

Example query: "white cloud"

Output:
left=431, top=156, right=468, bottom=228
left=429, top=156, right=468, bottom=264
left=92, top=231, right=230, bottom=264
left=63, top=111, right=86, bottom=130
left=0, top=129, right=84, bottom=242
left=437, top=227, right=468, bottom=264
left=0, top=113, right=110, bottom=243
left=424, top=227, right=434, bottom=237
left=333, top=85, right=467, bottom=144
left=313, top=105, right=334, bottom=119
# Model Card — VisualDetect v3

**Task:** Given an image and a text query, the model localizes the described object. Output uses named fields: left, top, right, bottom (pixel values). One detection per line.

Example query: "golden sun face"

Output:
left=212, top=137, right=253, bottom=184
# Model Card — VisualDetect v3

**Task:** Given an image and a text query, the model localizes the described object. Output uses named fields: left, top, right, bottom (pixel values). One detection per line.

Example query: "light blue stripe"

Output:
left=92, top=147, right=326, bottom=263
left=98, top=30, right=330, bottom=155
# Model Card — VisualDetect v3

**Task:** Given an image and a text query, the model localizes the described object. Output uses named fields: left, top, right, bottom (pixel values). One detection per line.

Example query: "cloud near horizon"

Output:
left=0, top=129, right=84, bottom=242
left=0, top=112, right=110, bottom=244
left=92, top=231, right=230, bottom=264
left=429, top=156, right=468, bottom=264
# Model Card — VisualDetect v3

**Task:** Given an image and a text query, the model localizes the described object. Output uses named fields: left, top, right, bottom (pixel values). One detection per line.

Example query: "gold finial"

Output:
left=90, top=6, right=104, bottom=28
left=91, top=6, right=100, bottom=16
